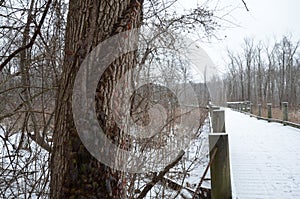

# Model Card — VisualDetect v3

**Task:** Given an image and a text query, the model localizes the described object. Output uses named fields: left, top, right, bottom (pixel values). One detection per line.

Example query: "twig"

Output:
left=241, top=0, right=249, bottom=11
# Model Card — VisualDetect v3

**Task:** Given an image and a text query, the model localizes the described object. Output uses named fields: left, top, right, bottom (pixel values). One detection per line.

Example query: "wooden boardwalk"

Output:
left=225, top=108, right=300, bottom=198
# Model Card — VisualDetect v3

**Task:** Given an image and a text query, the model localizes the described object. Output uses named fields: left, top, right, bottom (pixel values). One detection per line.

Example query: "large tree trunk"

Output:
left=50, top=0, right=143, bottom=198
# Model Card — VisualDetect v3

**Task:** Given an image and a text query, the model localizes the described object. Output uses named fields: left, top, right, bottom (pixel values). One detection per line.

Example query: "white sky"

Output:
left=177, top=0, right=300, bottom=74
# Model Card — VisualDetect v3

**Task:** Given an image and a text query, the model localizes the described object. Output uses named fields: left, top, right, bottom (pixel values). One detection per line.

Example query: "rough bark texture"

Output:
left=50, top=0, right=143, bottom=198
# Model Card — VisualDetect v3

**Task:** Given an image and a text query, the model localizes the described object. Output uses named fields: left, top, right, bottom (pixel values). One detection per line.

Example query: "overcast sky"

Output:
left=177, top=0, right=300, bottom=74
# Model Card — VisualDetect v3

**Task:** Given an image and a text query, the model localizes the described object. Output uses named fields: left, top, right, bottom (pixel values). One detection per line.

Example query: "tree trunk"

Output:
left=50, top=0, right=143, bottom=198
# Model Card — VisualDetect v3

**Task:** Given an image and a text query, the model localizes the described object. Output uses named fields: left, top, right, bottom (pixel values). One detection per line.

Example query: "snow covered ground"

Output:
left=4, top=108, right=300, bottom=198
left=1, top=118, right=211, bottom=199
left=0, top=127, right=50, bottom=198
left=225, top=108, right=300, bottom=198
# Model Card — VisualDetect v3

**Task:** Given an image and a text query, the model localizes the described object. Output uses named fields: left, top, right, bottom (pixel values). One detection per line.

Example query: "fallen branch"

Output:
left=192, top=147, right=217, bottom=199
left=136, top=150, right=185, bottom=199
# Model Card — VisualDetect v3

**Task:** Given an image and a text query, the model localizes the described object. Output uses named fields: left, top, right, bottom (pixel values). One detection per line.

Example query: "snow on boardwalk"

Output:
left=225, top=108, right=300, bottom=198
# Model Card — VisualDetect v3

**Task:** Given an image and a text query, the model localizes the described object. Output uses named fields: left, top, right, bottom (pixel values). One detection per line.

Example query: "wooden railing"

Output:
left=227, top=101, right=300, bottom=129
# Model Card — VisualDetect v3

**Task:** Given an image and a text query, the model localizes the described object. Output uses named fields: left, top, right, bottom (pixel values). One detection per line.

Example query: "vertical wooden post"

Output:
left=258, top=104, right=262, bottom=117
left=267, top=103, right=272, bottom=120
left=209, top=134, right=232, bottom=199
left=250, top=103, right=253, bottom=114
left=212, top=110, right=225, bottom=133
left=210, top=106, right=220, bottom=119
left=282, top=102, right=288, bottom=121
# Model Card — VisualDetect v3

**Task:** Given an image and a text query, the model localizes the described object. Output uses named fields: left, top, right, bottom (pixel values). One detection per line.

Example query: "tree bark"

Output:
left=50, top=0, right=143, bottom=198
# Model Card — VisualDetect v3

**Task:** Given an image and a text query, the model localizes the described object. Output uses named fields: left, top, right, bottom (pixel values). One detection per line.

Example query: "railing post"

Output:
left=267, top=103, right=272, bottom=120
left=250, top=102, right=253, bottom=114
left=282, top=102, right=288, bottom=122
left=258, top=104, right=262, bottom=117
left=209, top=133, right=232, bottom=199
left=209, top=106, right=220, bottom=119
left=209, top=109, right=231, bottom=198
left=212, top=110, right=225, bottom=133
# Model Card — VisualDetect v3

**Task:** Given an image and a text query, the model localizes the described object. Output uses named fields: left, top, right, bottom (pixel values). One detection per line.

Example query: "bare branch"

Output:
left=0, top=0, right=52, bottom=72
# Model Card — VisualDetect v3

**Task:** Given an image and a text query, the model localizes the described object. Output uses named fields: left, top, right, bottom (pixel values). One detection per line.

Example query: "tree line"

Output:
left=222, top=36, right=300, bottom=109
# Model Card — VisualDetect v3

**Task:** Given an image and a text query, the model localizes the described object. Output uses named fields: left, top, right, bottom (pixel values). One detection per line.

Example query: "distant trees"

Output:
left=224, top=36, right=300, bottom=109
